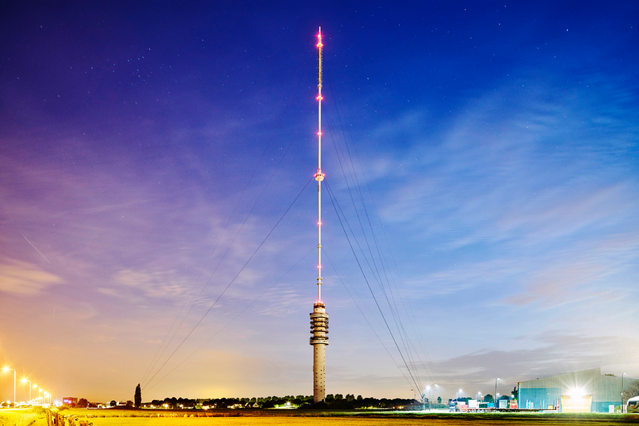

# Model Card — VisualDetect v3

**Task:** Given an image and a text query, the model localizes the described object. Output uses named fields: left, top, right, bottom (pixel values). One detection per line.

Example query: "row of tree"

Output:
left=147, top=394, right=417, bottom=409
left=66, top=381, right=639, bottom=411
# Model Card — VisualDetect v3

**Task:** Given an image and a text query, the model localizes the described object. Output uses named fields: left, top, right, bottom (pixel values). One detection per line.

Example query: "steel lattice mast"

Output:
left=310, top=27, right=329, bottom=404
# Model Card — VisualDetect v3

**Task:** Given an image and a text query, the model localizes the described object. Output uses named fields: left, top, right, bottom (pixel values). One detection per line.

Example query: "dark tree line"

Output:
left=149, top=394, right=417, bottom=410
left=623, top=381, right=639, bottom=404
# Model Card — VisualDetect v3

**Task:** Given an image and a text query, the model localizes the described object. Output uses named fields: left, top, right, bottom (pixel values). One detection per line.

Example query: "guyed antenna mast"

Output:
left=310, top=26, right=329, bottom=404
left=315, top=27, right=325, bottom=300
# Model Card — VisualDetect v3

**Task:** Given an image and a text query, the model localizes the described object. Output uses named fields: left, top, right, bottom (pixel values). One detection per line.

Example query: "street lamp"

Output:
left=495, top=378, right=500, bottom=407
left=431, top=384, right=438, bottom=410
left=457, top=389, right=463, bottom=399
left=2, top=366, right=16, bottom=406
left=33, top=384, right=42, bottom=405
left=622, top=372, right=626, bottom=411
left=21, top=378, right=32, bottom=402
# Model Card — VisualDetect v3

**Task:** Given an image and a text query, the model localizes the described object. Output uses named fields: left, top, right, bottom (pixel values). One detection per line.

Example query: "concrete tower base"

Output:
left=310, top=301, right=329, bottom=403
left=313, top=342, right=326, bottom=400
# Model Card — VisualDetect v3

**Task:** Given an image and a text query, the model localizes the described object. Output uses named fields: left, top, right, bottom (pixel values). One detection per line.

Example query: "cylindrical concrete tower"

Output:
left=310, top=27, right=329, bottom=404
left=310, top=301, right=329, bottom=402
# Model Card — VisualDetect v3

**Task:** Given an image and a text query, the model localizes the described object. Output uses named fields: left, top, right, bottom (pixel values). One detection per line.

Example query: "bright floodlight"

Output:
left=569, top=387, right=585, bottom=398
left=2, top=366, right=9, bottom=372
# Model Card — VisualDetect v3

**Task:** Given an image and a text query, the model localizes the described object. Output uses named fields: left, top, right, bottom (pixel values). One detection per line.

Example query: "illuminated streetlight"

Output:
left=2, top=366, right=16, bottom=406
left=495, top=378, right=500, bottom=406
left=32, top=384, right=43, bottom=405
left=425, top=384, right=437, bottom=411
left=21, top=377, right=33, bottom=402
left=622, top=372, right=626, bottom=410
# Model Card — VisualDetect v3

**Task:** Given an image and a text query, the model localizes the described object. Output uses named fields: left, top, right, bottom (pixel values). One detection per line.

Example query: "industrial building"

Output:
left=519, top=368, right=637, bottom=413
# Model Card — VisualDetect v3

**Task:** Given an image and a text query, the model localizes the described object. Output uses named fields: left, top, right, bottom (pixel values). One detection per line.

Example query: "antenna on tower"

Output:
left=310, top=26, right=329, bottom=404
left=315, top=27, right=325, bottom=301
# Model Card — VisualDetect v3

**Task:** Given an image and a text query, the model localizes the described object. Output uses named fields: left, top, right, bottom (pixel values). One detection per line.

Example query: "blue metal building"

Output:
left=519, top=368, right=637, bottom=413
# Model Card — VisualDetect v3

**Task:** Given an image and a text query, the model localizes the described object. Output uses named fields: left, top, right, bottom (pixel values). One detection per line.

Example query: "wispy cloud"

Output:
left=423, top=333, right=639, bottom=392
left=111, top=268, right=192, bottom=300
left=0, top=259, right=63, bottom=295
left=373, top=79, right=639, bottom=250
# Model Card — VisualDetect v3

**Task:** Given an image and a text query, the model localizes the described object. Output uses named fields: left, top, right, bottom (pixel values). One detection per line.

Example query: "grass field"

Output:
left=4, top=408, right=639, bottom=426
left=81, top=416, right=639, bottom=426
left=0, top=408, right=48, bottom=426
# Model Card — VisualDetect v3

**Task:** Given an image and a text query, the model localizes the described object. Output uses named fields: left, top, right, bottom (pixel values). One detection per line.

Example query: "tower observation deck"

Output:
left=310, top=27, right=329, bottom=404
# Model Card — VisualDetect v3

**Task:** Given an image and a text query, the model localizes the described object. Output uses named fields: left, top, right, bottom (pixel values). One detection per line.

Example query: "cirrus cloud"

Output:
left=0, top=259, right=63, bottom=295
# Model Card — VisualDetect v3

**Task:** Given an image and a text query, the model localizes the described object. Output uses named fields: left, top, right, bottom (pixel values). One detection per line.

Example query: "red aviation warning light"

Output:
left=317, top=28, right=323, bottom=91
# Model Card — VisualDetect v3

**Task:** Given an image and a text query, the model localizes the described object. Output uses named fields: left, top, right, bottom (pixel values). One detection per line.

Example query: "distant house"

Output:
left=63, top=397, right=78, bottom=406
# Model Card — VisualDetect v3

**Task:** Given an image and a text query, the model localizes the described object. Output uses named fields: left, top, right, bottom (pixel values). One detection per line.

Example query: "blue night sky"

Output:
left=1, top=1, right=638, bottom=403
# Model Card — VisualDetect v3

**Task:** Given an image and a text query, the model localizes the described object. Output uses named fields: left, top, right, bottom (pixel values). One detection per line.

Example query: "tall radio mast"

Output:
left=310, top=26, right=329, bottom=404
